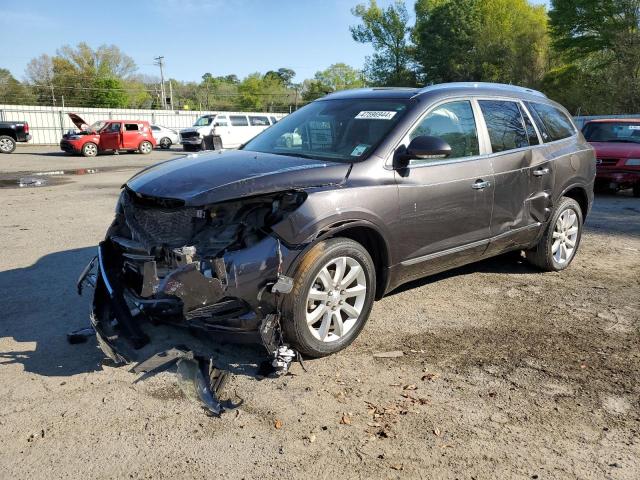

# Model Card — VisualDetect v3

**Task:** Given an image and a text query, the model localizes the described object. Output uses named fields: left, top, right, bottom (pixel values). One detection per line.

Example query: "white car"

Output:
left=150, top=124, right=179, bottom=149
left=179, top=114, right=280, bottom=151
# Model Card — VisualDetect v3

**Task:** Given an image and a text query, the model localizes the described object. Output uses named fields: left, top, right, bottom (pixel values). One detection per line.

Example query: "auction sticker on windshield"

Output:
left=355, top=111, right=397, bottom=120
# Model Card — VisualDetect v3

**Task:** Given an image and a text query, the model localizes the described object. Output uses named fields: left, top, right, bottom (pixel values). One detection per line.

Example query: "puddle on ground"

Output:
left=0, top=166, right=139, bottom=189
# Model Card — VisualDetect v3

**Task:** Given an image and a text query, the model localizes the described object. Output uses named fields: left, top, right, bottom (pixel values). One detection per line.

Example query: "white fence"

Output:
left=0, top=105, right=286, bottom=145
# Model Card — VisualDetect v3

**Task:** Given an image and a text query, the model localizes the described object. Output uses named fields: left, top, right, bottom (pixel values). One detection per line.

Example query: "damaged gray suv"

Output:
left=82, top=82, right=595, bottom=362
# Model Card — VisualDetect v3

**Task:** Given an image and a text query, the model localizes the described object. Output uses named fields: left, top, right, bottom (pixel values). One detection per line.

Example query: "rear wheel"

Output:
left=81, top=142, right=98, bottom=157
left=139, top=141, right=152, bottom=154
left=159, top=137, right=171, bottom=149
left=0, top=135, right=17, bottom=153
left=282, top=238, right=376, bottom=357
left=525, top=196, right=583, bottom=271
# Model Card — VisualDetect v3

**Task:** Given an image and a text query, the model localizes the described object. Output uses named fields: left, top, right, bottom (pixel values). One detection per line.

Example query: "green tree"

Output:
left=413, top=0, right=549, bottom=86
left=0, top=68, right=35, bottom=105
left=92, top=77, right=128, bottom=108
left=350, top=0, right=416, bottom=86
left=547, top=0, right=640, bottom=113
left=302, top=63, right=365, bottom=101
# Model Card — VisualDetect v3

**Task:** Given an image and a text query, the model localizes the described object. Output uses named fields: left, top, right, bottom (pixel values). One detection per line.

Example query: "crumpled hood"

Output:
left=590, top=141, right=640, bottom=159
left=126, top=149, right=351, bottom=206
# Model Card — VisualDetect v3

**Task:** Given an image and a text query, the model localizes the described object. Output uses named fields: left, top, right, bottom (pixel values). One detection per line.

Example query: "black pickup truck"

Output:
left=0, top=121, right=31, bottom=153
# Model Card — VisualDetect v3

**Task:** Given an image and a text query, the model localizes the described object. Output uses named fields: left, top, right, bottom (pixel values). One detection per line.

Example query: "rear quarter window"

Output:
left=249, top=116, right=270, bottom=126
left=230, top=115, right=249, bottom=127
left=526, top=102, right=576, bottom=142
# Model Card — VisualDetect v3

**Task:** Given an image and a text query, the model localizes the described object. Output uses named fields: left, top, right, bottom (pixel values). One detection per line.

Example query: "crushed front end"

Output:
left=81, top=187, right=306, bottom=364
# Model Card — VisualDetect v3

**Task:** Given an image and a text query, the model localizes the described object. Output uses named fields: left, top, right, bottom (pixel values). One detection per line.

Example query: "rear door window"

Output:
left=230, top=115, right=249, bottom=127
left=125, top=123, right=139, bottom=131
left=478, top=100, right=529, bottom=153
left=249, top=116, right=270, bottom=126
left=409, top=100, right=480, bottom=161
left=526, top=102, right=575, bottom=142
left=214, top=116, right=228, bottom=126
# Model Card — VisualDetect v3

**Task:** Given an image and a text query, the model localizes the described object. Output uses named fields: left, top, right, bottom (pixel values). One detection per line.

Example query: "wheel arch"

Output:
left=285, top=220, right=391, bottom=300
left=561, top=185, right=590, bottom=220
left=0, top=128, right=17, bottom=140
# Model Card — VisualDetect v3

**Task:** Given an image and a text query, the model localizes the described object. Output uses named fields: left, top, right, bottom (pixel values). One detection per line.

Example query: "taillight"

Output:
left=24, top=122, right=29, bottom=134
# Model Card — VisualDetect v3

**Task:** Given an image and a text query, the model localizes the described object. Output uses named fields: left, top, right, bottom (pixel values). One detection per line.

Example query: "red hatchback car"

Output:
left=582, top=118, right=640, bottom=197
left=60, top=113, right=156, bottom=157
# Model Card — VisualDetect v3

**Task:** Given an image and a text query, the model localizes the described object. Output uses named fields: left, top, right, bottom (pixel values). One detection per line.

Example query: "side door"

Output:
left=393, top=99, right=495, bottom=281
left=227, top=115, right=250, bottom=148
left=99, top=122, right=121, bottom=151
left=122, top=123, right=142, bottom=149
left=478, top=99, right=553, bottom=254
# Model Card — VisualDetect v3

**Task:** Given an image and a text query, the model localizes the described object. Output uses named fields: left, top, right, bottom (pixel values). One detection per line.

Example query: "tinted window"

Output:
left=410, top=100, right=479, bottom=159
left=125, top=123, right=139, bottom=131
left=479, top=100, right=528, bottom=152
left=519, top=104, right=540, bottom=145
left=150, top=125, right=160, bottom=131
left=230, top=115, right=249, bottom=127
left=526, top=102, right=575, bottom=141
left=106, top=123, right=121, bottom=132
left=270, top=116, right=278, bottom=124
left=249, top=116, right=270, bottom=126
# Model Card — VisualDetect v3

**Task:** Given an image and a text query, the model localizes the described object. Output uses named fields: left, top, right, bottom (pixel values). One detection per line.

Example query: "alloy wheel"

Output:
left=140, top=142, right=152, bottom=154
left=0, top=138, right=15, bottom=152
left=305, top=256, right=367, bottom=342
left=84, top=143, right=97, bottom=156
left=552, top=208, right=579, bottom=265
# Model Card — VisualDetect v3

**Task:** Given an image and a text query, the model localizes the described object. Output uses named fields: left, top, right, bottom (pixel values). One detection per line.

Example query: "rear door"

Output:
left=99, top=122, right=121, bottom=150
left=248, top=115, right=271, bottom=139
left=122, top=123, right=142, bottom=149
left=393, top=99, right=495, bottom=280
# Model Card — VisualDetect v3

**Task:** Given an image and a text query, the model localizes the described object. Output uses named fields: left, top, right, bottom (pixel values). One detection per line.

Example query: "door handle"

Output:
left=533, top=167, right=550, bottom=176
left=472, top=180, right=491, bottom=190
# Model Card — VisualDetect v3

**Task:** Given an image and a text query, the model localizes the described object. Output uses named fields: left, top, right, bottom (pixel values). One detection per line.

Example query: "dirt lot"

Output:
left=1, top=145, right=638, bottom=479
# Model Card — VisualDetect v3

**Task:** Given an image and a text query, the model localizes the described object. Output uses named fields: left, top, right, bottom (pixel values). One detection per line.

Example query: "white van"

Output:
left=179, top=113, right=279, bottom=151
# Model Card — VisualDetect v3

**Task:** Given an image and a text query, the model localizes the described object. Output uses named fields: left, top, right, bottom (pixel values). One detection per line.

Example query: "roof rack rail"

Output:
left=415, top=82, right=547, bottom=98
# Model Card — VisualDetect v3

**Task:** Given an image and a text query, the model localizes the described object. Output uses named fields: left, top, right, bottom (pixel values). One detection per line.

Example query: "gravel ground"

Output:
left=1, top=145, right=639, bottom=479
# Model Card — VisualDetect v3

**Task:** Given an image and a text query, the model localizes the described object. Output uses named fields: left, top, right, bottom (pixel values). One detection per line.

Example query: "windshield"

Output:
left=90, top=121, right=107, bottom=132
left=583, top=122, right=640, bottom=143
left=243, top=98, right=411, bottom=162
left=193, top=116, right=214, bottom=127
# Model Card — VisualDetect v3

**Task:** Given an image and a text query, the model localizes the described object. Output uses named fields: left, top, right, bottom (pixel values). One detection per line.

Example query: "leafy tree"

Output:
left=302, top=63, right=365, bottom=101
left=350, top=0, right=416, bottom=86
left=0, top=68, right=35, bottom=105
left=547, top=0, right=640, bottom=113
left=92, top=77, right=128, bottom=108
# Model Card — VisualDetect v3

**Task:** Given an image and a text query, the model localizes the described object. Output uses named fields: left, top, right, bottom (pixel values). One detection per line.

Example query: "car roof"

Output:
left=109, top=120, right=149, bottom=123
left=321, top=82, right=548, bottom=102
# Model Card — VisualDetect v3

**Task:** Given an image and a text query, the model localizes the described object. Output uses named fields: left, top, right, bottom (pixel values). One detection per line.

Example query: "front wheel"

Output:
left=282, top=238, right=376, bottom=358
left=138, top=141, right=152, bottom=154
left=81, top=142, right=98, bottom=157
left=525, top=196, right=583, bottom=271
left=0, top=135, right=16, bottom=153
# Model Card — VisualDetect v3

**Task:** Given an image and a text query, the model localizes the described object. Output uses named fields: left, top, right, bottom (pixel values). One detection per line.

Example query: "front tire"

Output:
left=525, top=196, right=583, bottom=271
left=139, top=141, right=152, bottom=154
left=0, top=135, right=16, bottom=153
left=81, top=142, right=98, bottom=157
left=282, top=238, right=376, bottom=358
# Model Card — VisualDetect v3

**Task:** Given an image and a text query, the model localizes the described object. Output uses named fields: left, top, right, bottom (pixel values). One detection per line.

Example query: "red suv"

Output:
left=60, top=113, right=156, bottom=157
left=582, top=119, right=640, bottom=197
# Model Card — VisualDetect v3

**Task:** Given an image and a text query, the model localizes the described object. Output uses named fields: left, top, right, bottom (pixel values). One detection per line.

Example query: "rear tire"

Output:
left=138, top=141, right=152, bottom=154
left=159, top=137, right=171, bottom=149
left=81, top=142, right=98, bottom=157
left=282, top=238, right=376, bottom=358
left=525, top=196, right=583, bottom=271
left=0, top=135, right=16, bottom=153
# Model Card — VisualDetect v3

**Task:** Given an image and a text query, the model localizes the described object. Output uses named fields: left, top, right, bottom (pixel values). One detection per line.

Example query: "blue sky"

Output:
left=1, top=0, right=549, bottom=83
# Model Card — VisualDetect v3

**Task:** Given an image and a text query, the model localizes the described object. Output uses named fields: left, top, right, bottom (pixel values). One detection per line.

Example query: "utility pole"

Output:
left=50, top=84, right=56, bottom=106
left=169, top=80, right=174, bottom=110
left=154, top=56, right=166, bottom=109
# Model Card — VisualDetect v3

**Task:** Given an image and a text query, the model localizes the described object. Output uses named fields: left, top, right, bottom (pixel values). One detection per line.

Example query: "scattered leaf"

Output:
left=340, top=414, right=352, bottom=425
left=274, top=419, right=283, bottom=429
left=390, top=464, right=404, bottom=471
left=433, top=427, right=441, bottom=436
left=403, top=384, right=417, bottom=391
